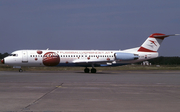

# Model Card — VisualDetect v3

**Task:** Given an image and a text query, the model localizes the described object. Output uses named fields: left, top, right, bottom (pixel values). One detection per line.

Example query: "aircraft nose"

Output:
left=1, top=59, right=4, bottom=64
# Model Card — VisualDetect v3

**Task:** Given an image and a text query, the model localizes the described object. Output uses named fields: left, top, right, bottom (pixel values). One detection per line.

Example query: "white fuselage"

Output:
left=3, top=49, right=158, bottom=67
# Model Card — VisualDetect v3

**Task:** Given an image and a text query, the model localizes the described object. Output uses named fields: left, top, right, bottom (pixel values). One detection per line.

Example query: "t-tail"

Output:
left=138, top=33, right=180, bottom=52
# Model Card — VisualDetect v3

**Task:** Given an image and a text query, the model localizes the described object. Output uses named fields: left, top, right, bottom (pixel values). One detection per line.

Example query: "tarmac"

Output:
left=0, top=70, right=180, bottom=112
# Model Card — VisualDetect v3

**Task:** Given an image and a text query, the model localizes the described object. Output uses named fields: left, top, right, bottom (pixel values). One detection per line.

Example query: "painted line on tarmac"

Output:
left=21, top=83, right=64, bottom=111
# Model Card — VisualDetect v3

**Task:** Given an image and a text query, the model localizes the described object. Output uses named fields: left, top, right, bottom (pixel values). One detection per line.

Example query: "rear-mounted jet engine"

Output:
left=114, top=52, right=139, bottom=61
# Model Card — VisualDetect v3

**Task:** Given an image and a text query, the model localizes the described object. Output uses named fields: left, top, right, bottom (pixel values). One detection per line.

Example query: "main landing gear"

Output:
left=84, top=67, right=96, bottom=73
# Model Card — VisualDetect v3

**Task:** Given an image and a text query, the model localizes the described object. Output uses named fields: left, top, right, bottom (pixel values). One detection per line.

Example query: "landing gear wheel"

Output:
left=84, top=67, right=90, bottom=73
left=19, top=69, right=23, bottom=72
left=91, top=68, right=96, bottom=73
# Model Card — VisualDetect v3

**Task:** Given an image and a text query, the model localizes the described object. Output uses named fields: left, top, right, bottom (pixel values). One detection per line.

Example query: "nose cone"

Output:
left=1, top=59, right=4, bottom=64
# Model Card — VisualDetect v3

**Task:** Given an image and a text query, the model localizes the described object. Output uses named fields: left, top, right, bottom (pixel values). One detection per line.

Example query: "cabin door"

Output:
left=22, top=51, right=28, bottom=63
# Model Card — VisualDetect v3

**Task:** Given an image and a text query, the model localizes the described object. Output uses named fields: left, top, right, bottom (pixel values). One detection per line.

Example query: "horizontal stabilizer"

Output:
left=154, top=34, right=180, bottom=38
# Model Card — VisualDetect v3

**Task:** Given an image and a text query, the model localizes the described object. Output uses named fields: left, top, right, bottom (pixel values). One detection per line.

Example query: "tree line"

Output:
left=0, top=53, right=180, bottom=65
left=148, top=56, right=180, bottom=65
left=0, top=53, right=9, bottom=59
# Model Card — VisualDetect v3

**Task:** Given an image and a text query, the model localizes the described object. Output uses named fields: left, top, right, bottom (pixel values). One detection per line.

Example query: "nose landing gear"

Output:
left=19, top=68, right=23, bottom=72
left=13, top=66, right=23, bottom=72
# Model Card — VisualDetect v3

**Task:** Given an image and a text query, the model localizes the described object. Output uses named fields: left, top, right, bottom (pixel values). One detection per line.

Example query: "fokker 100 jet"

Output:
left=1, top=33, right=179, bottom=73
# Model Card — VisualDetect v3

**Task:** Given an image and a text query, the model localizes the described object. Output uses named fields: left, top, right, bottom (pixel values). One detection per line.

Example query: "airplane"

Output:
left=1, top=33, right=179, bottom=73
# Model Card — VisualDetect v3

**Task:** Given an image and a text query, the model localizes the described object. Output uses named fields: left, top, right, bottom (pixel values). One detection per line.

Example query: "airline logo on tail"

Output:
left=149, top=40, right=157, bottom=46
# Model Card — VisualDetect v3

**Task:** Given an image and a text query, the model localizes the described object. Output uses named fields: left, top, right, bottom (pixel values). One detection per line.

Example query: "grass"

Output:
left=1, top=63, right=180, bottom=72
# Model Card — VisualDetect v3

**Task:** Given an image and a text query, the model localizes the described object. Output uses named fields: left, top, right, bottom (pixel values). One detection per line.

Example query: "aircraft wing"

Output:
left=73, top=59, right=113, bottom=64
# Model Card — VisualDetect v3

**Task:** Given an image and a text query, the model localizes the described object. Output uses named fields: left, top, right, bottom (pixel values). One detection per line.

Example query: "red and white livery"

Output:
left=1, top=33, right=179, bottom=73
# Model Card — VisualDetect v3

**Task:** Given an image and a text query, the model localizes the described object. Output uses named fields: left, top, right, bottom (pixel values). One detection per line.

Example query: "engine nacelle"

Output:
left=114, top=52, right=139, bottom=61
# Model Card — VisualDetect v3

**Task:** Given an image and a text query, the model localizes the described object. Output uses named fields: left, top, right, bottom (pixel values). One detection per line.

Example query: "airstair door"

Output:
left=22, top=51, right=28, bottom=63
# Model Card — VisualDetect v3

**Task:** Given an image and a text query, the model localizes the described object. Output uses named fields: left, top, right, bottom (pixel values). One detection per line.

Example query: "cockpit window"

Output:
left=9, top=54, right=18, bottom=56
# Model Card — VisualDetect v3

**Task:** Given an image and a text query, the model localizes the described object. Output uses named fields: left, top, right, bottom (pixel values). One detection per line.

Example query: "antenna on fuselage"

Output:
left=47, top=48, right=49, bottom=50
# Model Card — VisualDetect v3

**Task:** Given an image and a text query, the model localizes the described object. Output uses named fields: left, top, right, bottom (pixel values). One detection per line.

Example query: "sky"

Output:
left=0, top=0, right=180, bottom=56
